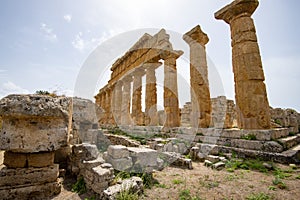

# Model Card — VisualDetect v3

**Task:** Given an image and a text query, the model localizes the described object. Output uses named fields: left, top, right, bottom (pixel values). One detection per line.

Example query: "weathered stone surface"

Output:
left=4, top=151, right=54, bottom=168
left=212, top=161, right=225, bottom=170
left=105, top=133, right=140, bottom=147
left=103, top=176, right=143, bottom=200
left=145, top=62, right=161, bottom=126
left=0, top=151, right=3, bottom=165
left=160, top=152, right=193, bottom=169
left=163, top=51, right=183, bottom=128
left=0, top=95, right=72, bottom=152
left=183, top=25, right=211, bottom=128
left=262, top=141, right=283, bottom=153
left=215, top=0, right=271, bottom=129
left=72, top=143, right=99, bottom=161
left=107, top=145, right=130, bottom=159
left=4, top=151, right=27, bottom=168
left=72, top=97, right=100, bottom=143
left=128, top=147, right=158, bottom=170
left=132, top=69, right=145, bottom=126
left=0, top=164, right=59, bottom=188
left=0, top=181, right=61, bottom=200
left=121, top=76, right=133, bottom=125
left=0, top=94, right=71, bottom=119
left=206, top=155, right=220, bottom=163
left=104, top=155, right=133, bottom=172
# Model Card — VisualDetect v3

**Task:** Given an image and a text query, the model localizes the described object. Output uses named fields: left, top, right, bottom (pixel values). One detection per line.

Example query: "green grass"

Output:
left=179, top=189, right=203, bottom=200
left=295, top=174, right=300, bottom=179
left=225, top=159, right=272, bottom=173
left=71, top=177, right=87, bottom=195
left=274, top=119, right=282, bottom=126
left=273, top=168, right=292, bottom=179
left=115, top=189, right=139, bottom=200
left=272, top=176, right=287, bottom=190
left=246, top=192, right=272, bottom=200
left=172, top=179, right=184, bottom=185
left=288, top=132, right=296, bottom=136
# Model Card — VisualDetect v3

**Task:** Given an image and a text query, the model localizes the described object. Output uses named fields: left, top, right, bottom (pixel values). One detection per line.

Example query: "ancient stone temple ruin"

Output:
left=0, top=0, right=300, bottom=199
left=95, top=29, right=183, bottom=129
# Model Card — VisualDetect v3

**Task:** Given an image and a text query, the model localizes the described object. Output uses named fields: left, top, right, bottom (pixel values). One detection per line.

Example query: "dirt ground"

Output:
left=53, top=161, right=300, bottom=200
left=142, top=162, right=300, bottom=200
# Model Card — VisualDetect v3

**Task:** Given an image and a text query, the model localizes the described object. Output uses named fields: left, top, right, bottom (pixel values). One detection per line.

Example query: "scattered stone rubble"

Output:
left=103, top=176, right=143, bottom=200
left=0, top=94, right=72, bottom=199
left=68, top=143, right=115, bottom=195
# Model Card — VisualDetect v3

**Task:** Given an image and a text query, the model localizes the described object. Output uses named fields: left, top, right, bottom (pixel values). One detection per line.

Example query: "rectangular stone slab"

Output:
left=0, top=118, right=69, bottom=152
left=0, top=164, right=59, bottom=188
left=0, top=181, right=61, bottom=200
left=4, top=151, right=54, bottom=168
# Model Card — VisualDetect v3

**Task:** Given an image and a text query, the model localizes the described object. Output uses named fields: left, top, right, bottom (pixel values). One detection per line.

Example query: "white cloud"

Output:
left=63, top=14, right=72, bottom=23
left=71, top=29, right=123, bottom=52
left=0, top=81, right=29, bottom=98
left=40, top=23, right=57, bottom=42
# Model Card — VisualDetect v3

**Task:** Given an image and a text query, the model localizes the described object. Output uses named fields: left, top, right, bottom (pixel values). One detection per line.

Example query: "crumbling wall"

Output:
left=270, top=108, right=299, bottom=133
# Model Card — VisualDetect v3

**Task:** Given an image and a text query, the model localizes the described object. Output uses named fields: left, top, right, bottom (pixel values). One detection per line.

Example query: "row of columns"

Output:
left=97, top=53, right=182, bottom=128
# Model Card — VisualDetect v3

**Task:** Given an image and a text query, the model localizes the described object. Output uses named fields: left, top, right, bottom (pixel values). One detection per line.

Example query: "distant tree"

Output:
left=35, top=90, right=57, bottom=97
left=35, top=90, right=50, bottom=95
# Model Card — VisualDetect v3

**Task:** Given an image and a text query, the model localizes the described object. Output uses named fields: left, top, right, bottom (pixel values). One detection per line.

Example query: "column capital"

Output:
left=121, top=75, right=132, bottom=83
left=162, top=50, right=183, bottom=60
left=215, top=0, right=259, bottom=24
left=183, top=25, right=209, bottom=46
left=133, top=68, right=145, bottom=77
left=143, top=61, right=162, bottom=70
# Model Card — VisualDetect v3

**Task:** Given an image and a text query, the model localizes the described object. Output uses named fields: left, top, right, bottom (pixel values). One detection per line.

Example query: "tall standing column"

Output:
left=121, top=76, right=132, bottom=125
left=183, top=25, right=212, bottom=128
left=132, top=68, right=144, bottom=125
left=145, top=62, right=161, bottom=126
left=163, top=51, right=183, bottom=128
left=215, top=0, right=271, bottom=129
left=112, top=81, right=123, bottom=125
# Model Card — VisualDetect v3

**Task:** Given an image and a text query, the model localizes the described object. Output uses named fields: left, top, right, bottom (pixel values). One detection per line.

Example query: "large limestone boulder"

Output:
left=0, top=94, right=72, bottom=153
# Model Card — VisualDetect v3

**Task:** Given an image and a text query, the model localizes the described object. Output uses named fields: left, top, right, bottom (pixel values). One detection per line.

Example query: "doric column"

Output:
left=145, top=62, right=161, bottom=126
left=121, top=76, right=132, bottom=125
left=183, top=25, right=212, bottom=128
left=132, top=68, right=145, bottom=126
left=163, top=51, right=183, bottom=128
left=112, top=81, right=123, bottom=125
left=215, top=0, right=271, bottom=129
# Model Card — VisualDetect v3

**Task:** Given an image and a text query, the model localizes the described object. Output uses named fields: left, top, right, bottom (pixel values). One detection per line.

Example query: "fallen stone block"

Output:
left=103, top=177, right=143, bottom=200
left=206, top=155, right=220, bottom=163
left=107, top=145, right=130, bottom=159
left=204, top=160, right=213, bottom=167
left=212, top=161, right=225, bottom=170
left=128, top=147, right=158, bottom=167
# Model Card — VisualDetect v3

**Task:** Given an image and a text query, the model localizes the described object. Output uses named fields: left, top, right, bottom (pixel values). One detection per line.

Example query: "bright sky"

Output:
left=0, top=0, right=299, bottom=111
